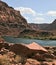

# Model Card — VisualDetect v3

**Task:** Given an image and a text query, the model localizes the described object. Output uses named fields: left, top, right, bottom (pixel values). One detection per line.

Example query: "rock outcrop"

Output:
left=0, top=42, right=9, bottom=50
left=25, top=42, right=47, bottom=52
left=0, top=42, right=56, bottom=65
left=25, top=58, right=40, bottom=65
left=9, top=42, right=48, bottom=57
left=0, top=42, right=47, bottom=57
left=0, top=1, right=30, bottom=37
left=9, top=44, right=30, bottom=56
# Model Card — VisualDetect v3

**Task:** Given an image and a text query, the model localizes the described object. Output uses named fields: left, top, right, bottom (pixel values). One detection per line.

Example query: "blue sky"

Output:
left=2, top=0, right=56, bottom=24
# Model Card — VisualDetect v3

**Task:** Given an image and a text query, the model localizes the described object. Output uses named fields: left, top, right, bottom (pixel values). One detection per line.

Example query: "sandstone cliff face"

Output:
left=0, top=1, right=29, bottom=36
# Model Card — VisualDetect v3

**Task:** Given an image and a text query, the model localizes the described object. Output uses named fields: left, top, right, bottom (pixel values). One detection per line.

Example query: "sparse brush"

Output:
left=0, top=54, right=11, bottom=65
left=15, top=55, right=26, bottom=64
left=15, top=55, right=22, bottom=63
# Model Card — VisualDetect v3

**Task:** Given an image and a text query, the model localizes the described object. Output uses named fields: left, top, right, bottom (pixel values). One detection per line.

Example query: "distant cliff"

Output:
left=30, top=19, right=56, bottom=31
left=19, top=19, right=56, bottom=40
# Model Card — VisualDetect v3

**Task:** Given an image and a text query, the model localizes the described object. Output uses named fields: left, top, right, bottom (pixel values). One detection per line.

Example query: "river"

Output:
left=3, top=36, right=56, bottom=46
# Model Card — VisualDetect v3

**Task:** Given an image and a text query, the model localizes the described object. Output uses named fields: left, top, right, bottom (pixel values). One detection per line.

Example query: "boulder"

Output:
left=41, top=61, right=56, bottom=65
left=42, top=53, right=55, bottom=59
left=0, top=48, right=9, bottom=54
left=9, top=42, right=48, bottom=58
left=24, top=58, right=40, bottom=65
left=25, top=42, right=48, bottom=52
left=53, top=51, right=56, bottom=56
left=9, top=44, right=31, bottom=56
left=0, top=42, right=9, bottom=50
left=52, top=47, right=56, bottom=50
left=32, top=53, right=46, bottom=61
left=41, top=62, right=49, bottom=65
left=44, top=46, right=51, bottom=50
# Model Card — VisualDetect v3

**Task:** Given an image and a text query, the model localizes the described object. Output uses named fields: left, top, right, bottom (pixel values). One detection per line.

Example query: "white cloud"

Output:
left=15, top=7, right=36, bottom=16
left=33, top=17, right=45, bottom=23
left=47, top=11, right=56, bottom=16
left=15, top=7, right=44, bottom=16
left=15, top=7, right=45, bottom=23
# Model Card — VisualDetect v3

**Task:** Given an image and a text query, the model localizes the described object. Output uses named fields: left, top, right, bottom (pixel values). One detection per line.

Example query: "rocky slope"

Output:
left=0, top=42, right=56, bottom=65
left=43, top=19, right=56, bottom=31
left=0, top=1, right=30, bottom=37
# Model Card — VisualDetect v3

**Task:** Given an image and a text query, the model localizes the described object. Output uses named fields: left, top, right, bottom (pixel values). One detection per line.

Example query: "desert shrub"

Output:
left=46, top=59, right=53, bottom=62
left=15, top=55, right=26, bottom=64
left=0, top=54, right=11, bottom=65
left=15, top=55, right=22, bottom=63
left=48, top=50, right=54, bottom=54
left=24, top=36, right=32, bottom=39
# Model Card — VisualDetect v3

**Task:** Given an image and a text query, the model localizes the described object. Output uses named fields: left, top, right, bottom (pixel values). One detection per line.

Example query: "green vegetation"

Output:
left=19, top=35, right=56, bottom=40
left=18, top=29, right=56, bottom=40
